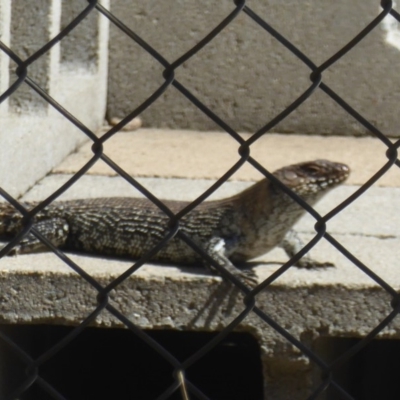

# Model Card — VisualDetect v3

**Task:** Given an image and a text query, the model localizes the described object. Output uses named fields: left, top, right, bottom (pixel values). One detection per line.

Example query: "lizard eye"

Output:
left=302, top=165, right=322, bottom=176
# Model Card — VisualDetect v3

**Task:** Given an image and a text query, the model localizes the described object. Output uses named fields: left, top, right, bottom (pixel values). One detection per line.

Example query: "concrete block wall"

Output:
left=0, top=0, right=109, bottom=198
left=107, top=0, right=400, bottom=136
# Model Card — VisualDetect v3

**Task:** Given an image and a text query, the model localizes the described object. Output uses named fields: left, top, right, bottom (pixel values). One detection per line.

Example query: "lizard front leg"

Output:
left=7, top=218, right=70, bottom=254
left=281, top=229, right=334, bottom=268
left=204, top=237, right=258, bottom=286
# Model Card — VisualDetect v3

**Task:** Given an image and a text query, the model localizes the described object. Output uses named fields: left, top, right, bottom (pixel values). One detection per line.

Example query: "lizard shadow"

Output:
left=70, top=252, right=260, bottom=328
left=186, top=261, right=269, bottom=329
left=185, top=260, right=304, bottom=329
left=187, top=281, right=244, bottom=329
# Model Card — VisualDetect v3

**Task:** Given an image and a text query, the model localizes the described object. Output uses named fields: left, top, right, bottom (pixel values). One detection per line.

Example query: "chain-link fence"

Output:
left=0, top=0, right=399, bottom=399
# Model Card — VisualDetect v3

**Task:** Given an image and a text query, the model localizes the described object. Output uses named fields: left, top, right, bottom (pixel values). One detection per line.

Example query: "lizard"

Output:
left=0, top=160, right=349, bottom=286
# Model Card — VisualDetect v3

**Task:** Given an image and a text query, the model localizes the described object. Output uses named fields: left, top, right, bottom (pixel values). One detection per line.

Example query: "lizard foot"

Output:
left=236, top=269, right=258, bottom=287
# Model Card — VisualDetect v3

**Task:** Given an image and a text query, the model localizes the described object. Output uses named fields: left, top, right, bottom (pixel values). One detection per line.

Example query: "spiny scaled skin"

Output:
left=0, top=160, right=349, bottom=284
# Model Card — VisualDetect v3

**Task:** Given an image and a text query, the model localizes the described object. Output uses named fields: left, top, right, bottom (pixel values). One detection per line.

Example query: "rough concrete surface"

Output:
left=107, top=0, right=400, bottom=136
left=1, top=128, right=399, bottom=399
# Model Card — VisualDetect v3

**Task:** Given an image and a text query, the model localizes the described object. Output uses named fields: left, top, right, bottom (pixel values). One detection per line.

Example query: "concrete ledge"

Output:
left=1, top=129, right=398, bottom=399
left=2, top=182, right=399, bottom=398
left=0, top=244, right=398, bottom=399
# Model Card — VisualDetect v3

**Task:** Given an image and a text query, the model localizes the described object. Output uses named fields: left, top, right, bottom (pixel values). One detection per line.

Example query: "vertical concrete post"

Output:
left=0, top=0, right=109, bottom=198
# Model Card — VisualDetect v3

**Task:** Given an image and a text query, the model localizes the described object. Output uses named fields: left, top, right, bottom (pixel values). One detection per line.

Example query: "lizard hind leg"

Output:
left=8, top=218, right=69, bottom=255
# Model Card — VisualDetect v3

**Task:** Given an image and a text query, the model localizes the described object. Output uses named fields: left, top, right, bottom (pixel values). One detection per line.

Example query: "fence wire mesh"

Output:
left=0, top=0, right=399, bottom=399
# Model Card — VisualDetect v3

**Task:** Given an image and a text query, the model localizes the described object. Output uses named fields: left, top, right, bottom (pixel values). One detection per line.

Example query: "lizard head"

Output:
left=273, top=159, right=350, bottom=198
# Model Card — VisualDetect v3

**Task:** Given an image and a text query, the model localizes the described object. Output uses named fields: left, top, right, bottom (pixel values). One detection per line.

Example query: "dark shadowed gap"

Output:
left=0, top=324, right=263, bottom=400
